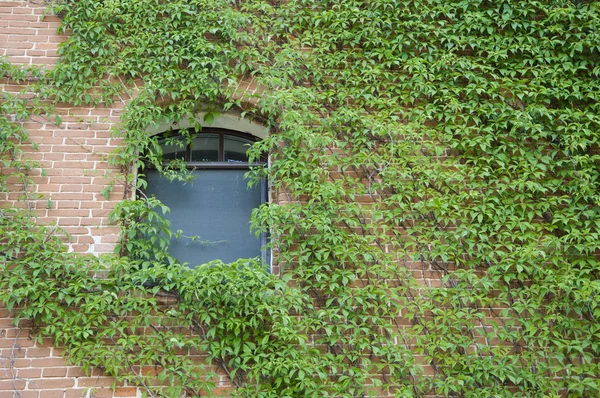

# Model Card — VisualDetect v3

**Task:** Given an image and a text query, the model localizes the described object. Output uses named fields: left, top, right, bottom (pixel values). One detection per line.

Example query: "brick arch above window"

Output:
left=145, top=111, right=268, bottom=140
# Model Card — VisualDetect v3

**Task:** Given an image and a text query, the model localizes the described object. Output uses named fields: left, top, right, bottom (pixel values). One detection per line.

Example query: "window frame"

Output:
left=154, top=127, right=266, bottom=170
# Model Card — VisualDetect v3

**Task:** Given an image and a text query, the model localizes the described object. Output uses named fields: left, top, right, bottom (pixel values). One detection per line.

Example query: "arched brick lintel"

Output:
left=145, top=110, right=269, bottom=140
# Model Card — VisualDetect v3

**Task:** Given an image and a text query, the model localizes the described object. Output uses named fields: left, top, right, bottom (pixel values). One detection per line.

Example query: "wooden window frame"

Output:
left=155, top=127, right=266, bottom=170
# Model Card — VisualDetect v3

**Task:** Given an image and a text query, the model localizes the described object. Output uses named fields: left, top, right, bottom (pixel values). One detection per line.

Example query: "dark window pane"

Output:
left=224, top=135, right=253, bottom=163
left=159, top=138, right=187, bottom=161
left=190, top=134, right=219, bottom=162
left=145, top=169, right=264, bottom=267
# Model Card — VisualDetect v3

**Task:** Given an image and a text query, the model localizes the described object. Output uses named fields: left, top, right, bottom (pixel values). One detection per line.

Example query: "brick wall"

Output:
left=0, top=0, right=60, bottom=65
left=1, top=2, right=136, bottom=397
left=0, top=308, right=140, bottom=398
left=0, top=0, right=124, bottom=254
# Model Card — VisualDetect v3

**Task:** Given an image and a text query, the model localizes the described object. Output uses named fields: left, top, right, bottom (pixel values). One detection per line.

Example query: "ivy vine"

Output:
left=1, top=0, right=599, bottom=397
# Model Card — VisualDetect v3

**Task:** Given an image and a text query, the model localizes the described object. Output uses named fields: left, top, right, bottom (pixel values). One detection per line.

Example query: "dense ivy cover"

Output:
left=1, top=0, right=599, bottom=396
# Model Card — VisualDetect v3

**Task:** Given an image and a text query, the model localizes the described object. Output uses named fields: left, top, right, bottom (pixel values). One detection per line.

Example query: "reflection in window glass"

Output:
left=191, top=134, right=219, bottom=162
left=224, top=135, right=252, bottom=163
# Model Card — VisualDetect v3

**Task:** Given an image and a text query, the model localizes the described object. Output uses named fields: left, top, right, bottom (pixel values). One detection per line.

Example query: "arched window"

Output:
left=144, top=128, right=267, bottom=267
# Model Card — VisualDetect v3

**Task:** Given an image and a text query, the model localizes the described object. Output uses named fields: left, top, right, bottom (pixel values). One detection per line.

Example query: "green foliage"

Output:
left=0, top=212, right=317, bottom=396
left=1, top=0, right=600, bottom=397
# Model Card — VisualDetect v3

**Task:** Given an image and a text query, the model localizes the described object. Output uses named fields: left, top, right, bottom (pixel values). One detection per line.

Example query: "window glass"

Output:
left=190, top=134, right=219, bottom=162
left=145, top=169, right=264, bottom=267
left=159, top=138, right=187, bottom=161
left=224, top=135, right=252, bottom=163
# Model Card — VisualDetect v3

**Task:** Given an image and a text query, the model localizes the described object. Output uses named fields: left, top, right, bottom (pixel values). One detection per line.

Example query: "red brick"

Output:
left=26, top=347, right=52, bottom=357
left=69, top=244, right=90, bottom=252
left=55, top=201, right=81, bottom=209
left=85, top=388, right=116, bottom=398
left=30, top=22, right=51, bottom=28
left=42, top=153, right=66, bottom=161
left=48, top=209, right=89, bottom=217
left=3, top=327, right=25, bottom=337
left=49, top=36, right=66, bottom=43
left=76, top=235, right=94, bottom=244
left=13, top=391, right=39, bottom=398
left=80, top=217, right=102, bottom=226
left=48, top=193, right=93, bottom=201
left=56, top=218, right=81, bottom=226
left=42, top=367, right=67, bottom=377
left=0, top=379, right=26, bottom=390
left=39, top=391, right=67, bottom=398
left=2, top=39, right=33, bottom=48
left=32, top=57, right=57, bottom=65
left=0, top=15, right=37, bottom=23
left=2, top=347, right=26, bottom=358
left=50, top=177, right=92, bottom=184
left=3, top=28, right=35, bottom=35
left=0, top=337, right=34, bottom=348
left=114, top=387, right=138, bottom=396
left=100, top=235, right=119, bottom=244
left=12, top=8, right=34, bottom=15
left=79, top=202, right=102, bottom=209
left=65, top=390, right=95, bottom=398
left=94, top=244, right=116, bottom=253
left=28, top=378, right=74, bottom=389
left=30, top=358, right=68, bottom=368
left=63, top=154, right=90, bottom=161
left=60, top=185, right=84, bottom=193
left=37, top=184, right=61, bottom=192
left=90, top=209, right=111, bottom=218
left=17, top=367, right=42, bottom=378
left=77, top=377, right=115, bottom=387
left=41, top=15, right=62, bottom=23
left=66, top=367, right=87, bottom=378
left=8, top=20, right=31, bottom=28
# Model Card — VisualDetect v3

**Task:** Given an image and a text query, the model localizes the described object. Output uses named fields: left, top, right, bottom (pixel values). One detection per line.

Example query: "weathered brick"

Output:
left=114, top=387, right=138, bottom=397
left=0, top=379, right=26, bottom=390
left=26, top=347, right=52, bottom=358
left=30, top=358, right=69, bottom=368
left=39, top=390, right=68, bottom=398
left=17, top=367, right=43, bottom=378
left=13, top=391, right=40, bottom=398
left=2, top=34, right=30, bottom=44
left=66, top=368, right=86, bottom=378
left=42, top=368, right=67, bottom=378
left=0, top=337, right=34, bottom=348
left=77, top=377, right=115, bottom=388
